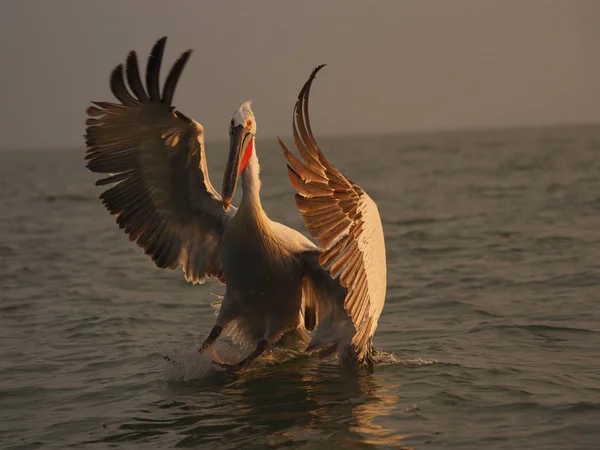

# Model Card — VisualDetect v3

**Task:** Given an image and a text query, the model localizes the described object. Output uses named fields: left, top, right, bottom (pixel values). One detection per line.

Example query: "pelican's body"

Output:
left=85, top=38, right=387, bottom=369
left=218, top=151, right=313, bottom=346
left=220, top=221, right=309, bottom=347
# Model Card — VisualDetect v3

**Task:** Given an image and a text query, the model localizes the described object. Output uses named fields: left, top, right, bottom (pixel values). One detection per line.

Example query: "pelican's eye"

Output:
left=246, top=119, right=253, bottom=128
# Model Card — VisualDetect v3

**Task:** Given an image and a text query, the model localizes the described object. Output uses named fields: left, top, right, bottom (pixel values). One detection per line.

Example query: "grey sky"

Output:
left=1, top=0, right=599, bottom=150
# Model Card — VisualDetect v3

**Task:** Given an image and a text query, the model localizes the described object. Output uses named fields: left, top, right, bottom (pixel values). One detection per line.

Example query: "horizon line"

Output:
left=1, top=120, right=599, bottom=152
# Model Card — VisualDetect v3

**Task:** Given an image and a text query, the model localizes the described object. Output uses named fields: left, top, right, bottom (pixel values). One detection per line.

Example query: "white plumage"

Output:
left=85, top=38, right=387, bottom=370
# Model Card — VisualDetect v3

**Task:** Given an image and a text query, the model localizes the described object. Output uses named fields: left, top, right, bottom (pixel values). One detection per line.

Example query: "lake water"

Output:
left=1, top=125, right=600, bottom=449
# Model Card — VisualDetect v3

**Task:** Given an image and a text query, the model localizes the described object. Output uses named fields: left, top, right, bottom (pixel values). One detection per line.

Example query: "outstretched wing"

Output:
left=279, top=65, right=387, bottom=360
left=85, top=37, right=234, bottom=284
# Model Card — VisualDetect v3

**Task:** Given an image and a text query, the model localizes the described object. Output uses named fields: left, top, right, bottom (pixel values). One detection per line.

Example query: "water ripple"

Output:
left=3, top=128, right=600, bottom=449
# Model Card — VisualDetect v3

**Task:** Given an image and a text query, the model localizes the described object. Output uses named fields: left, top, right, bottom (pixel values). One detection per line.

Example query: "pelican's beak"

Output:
left=222, top=124, right=253, bottom=209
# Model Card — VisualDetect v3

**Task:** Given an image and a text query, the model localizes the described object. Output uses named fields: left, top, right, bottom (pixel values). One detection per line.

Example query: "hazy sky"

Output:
left=2, top=0, right=600, bottom=150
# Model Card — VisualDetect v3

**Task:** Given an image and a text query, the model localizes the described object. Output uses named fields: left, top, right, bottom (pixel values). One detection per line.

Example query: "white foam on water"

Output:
left=153, top=338, right=249, bottom=382
left=152, top=339, right=433, bottom=380
left=373, top=351, right=440, bottom=367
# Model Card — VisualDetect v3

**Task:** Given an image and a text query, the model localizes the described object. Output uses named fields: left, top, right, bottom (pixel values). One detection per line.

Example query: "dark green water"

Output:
left=1, top=125, right=600, bottom=449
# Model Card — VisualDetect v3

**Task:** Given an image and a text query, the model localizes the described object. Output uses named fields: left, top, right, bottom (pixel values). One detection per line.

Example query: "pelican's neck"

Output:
left=239, top=138, right=264, bottom=217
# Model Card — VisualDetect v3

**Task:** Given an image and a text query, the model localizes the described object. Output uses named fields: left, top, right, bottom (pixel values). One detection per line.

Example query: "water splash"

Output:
left=373, top=350, right=440, bottom=367
left=153, top=339, right=249, bottom=382
left=153, top=339, right=419, bottom=380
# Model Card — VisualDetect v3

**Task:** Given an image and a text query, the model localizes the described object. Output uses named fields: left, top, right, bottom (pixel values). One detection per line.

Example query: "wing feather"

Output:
left=319, top=235, right=353, bottom=269
left=161, top=50, right=192, bottom=105
left=287, top=166, right=331, bottom=197
left=280, top=65, right=387, bottom=360
left=125, top=52, right=150, bottom=102
left=302, top=209, right=346, bottom=228
left=111, top=65, right=139, bottom=106
left=282, top=146, right=329, bottom=185
left=293, top=193, right=338, bottom=213
left=145, top=37, right=165, bottom=101
left=86, top=37, right=235, bottom=284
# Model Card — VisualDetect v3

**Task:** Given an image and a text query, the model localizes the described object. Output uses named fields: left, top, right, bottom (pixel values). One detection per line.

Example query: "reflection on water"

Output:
left=93, top=356, right=408, bottom=448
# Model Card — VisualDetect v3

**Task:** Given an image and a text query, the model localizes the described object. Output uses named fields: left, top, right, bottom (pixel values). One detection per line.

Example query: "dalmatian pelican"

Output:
left=85, top=37, right=386, bottom=370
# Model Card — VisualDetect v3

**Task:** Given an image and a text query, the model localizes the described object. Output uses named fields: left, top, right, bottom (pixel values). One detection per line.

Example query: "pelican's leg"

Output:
left=365, top=352, right=375, bottom=370
left=213, top=338, right=269, bottom=372
left=198, top=325, right=223, bottom=353
left=212, top=316, right=285, bottom=372
left=201, top=296, right=236, bottom=354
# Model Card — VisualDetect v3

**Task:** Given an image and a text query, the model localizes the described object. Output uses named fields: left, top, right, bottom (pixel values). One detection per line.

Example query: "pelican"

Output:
left=85, top=37, right=387, bottom=370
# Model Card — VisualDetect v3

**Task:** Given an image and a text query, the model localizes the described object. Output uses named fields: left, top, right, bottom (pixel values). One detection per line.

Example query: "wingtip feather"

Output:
left=161, top=49, right=193, bottom=105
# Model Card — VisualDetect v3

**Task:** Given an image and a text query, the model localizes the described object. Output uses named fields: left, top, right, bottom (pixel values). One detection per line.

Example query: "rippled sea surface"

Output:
left=2, top=125, right=600, bottom=449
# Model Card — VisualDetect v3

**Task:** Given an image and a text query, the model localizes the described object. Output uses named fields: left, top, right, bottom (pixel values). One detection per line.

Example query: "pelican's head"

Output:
left=222, top=101, right=256, bottom=209
left=231, top=101, right=257, bottom=135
